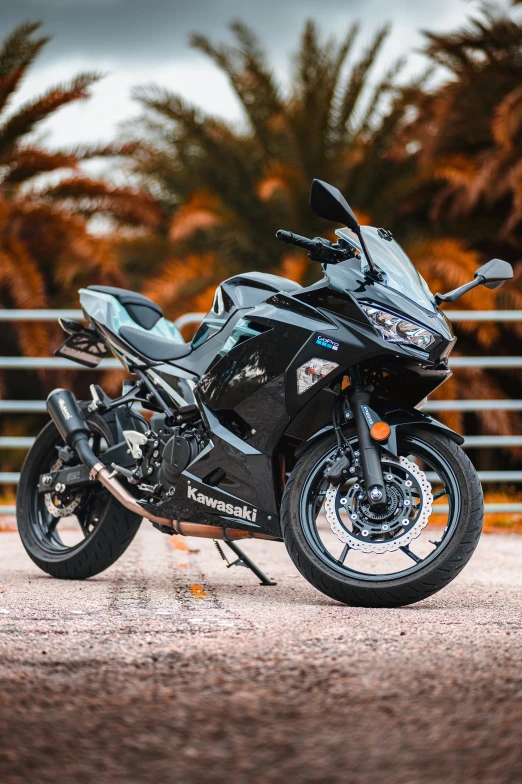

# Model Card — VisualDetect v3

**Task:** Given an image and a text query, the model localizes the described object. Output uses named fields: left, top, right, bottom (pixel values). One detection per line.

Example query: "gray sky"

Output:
left=1, top=0, right=477, bottom=148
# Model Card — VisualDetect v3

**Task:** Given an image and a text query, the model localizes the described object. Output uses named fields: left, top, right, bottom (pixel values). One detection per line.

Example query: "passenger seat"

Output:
left=87, top=286, right=163, bottom=330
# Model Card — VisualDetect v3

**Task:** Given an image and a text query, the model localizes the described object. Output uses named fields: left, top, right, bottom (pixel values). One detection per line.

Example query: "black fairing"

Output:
left=140, top=259, right=458, bottom=537
left=64, top=249, right=459, bottom=543
left=191, top=272, right=302, bottom=349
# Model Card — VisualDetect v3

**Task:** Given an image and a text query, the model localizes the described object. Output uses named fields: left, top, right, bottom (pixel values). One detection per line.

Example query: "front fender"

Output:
left=295, top=397, right=463, bottom=460
left=370, top=398, right=464, bottom=455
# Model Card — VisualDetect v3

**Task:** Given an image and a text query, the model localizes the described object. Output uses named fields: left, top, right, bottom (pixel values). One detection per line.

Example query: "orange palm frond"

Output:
left=50, top=215, right=127, bottom=290
left=256, top=160, right=305, bottom=202
left=169, top=192, right=224, bottom=242
left=0, top=69, right=25, bottom=116
left=0, top=240, right=47, bottom=309
left=412, top=239, right=502, bottom=348
left=36, top=177, right=165, bottom=229
left=277, top=252, right=309, bottom=285
left=0, top=73, right=100, bottom=161
left=492, top=86, right=522, bottom=150
left=142, top=253, right=217, bottom=316
left=72, top=140, right=142, bottom=160
left=0, top=239, right=50, bottom=359
left=434, top=155, right=479, bottom=189
left=5, top=148, right=79, bottom=184
left=0, top=22, right=49, bottom=113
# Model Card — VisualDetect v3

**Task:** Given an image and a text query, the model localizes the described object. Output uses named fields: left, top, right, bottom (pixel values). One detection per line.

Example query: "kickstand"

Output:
left=214, top=540, right=277, bottom=586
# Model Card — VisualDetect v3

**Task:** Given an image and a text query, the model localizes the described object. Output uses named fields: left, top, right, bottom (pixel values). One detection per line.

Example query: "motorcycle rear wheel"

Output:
left=281, top=427, right=483, bottom=608
left=17, top=409, right=142, bottom=580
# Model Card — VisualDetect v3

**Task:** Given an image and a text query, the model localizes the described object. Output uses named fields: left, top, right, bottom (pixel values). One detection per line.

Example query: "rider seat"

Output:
left=118, top=325, right=192, bottom=362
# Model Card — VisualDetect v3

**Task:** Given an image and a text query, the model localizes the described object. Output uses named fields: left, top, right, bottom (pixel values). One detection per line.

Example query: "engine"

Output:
left=121, top=417, right=207, bottom=494
left=159, top=427, right=201, bottom=485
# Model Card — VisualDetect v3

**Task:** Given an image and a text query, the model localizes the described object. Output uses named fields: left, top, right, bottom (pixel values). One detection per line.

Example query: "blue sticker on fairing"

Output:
left=316, top=336, right=339, bottom=351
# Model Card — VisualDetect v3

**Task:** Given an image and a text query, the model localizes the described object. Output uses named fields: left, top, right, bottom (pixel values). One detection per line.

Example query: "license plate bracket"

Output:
left=54, top=331, right=109, bottom=368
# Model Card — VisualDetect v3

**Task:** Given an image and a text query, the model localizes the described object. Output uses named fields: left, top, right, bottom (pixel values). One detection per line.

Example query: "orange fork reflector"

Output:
left=370, top=421, right=391, bottom=441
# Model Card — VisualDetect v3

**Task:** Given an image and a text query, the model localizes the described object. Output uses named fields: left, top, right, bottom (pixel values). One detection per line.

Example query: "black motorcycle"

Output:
left=16, top=180, right=513, bottom=607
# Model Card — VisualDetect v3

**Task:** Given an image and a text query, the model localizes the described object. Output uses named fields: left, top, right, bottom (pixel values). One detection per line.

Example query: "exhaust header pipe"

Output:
left=93, top=463, right=276, bottom=540
left=46, top=388, right=276, bottom=542
left=92, top=462, right=275, bottom=539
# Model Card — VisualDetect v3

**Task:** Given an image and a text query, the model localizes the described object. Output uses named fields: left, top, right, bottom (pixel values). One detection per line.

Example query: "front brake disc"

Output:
left=324, top=455, right=433, bottom=554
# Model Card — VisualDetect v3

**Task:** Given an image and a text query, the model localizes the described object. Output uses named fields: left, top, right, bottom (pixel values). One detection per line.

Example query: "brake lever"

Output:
left=308, top=238, right=353, bottom=265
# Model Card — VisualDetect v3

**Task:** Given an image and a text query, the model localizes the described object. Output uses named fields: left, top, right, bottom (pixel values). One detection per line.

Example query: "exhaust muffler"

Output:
left=46, top=389, right=276, bottom=542
left=46, top=389, right=98, bottom=470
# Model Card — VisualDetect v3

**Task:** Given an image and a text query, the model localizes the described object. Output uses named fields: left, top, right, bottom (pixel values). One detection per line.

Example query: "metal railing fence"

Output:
left=1, top=308, right=522, bottom=514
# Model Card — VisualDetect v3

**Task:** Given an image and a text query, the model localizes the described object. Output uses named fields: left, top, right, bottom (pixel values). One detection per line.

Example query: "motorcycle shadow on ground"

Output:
left=16, top=526, right=522, bottom=614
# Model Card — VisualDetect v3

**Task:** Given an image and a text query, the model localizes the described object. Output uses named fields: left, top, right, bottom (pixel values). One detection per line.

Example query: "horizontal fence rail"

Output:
left=444, top=310, right=522, bottom=321
left=449, top=357, right=522, bottom=368
left=0, top=357, right=123, bottom=370
left=432, top=503, right=522, bottom=514
left=0, top=309, right=84, bottom=321
left=424, top=400, right=522, bottom=411
left=5, top=356, right=522, bottom=370
left=1, top=308, right=522, bottom=516
left=3, top=399, right=522, bottom=414
left=0, top=438, right=35, bottom=449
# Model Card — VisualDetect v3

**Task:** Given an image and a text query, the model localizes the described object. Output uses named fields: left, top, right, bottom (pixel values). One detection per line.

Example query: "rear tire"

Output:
left=281, top=427, right=483, bottom=607
left=17, top=409, right=143, bottom=580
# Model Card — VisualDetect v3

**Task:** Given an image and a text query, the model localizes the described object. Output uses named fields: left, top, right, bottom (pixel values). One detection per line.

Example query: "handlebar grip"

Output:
left=276, top=230, right=319, bottom=252
left=276, top=230, right=294, bottom=244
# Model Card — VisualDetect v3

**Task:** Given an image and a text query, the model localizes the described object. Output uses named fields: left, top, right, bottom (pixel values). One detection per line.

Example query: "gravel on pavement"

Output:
left=0, top=524, right=521, bottom=784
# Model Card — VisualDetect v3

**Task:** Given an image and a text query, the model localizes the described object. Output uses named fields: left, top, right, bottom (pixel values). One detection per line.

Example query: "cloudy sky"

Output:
left=1, top=0, right=477, bottom=148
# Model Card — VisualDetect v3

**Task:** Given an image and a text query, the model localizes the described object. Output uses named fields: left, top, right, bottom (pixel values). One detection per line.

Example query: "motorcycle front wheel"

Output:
left=281, top=427, right=483, bottom=608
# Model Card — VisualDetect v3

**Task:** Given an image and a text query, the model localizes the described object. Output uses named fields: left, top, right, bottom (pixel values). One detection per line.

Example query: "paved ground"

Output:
left=0, top=525, right=521, bottom=784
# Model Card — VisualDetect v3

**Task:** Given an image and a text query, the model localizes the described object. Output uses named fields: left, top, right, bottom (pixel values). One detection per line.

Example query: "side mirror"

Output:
left=310, top=179, right=359, bottom=232
left=435, top=258, right=513, bottom=305
left=309, top=178, right=381, bottom=278
left=474, top=258, right=513, bottom=289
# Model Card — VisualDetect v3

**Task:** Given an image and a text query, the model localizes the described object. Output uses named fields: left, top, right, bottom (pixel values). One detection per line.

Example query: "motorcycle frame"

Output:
left=70, top=259, right=461, bottom=541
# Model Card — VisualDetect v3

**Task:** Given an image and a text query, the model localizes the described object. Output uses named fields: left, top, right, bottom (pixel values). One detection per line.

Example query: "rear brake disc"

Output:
left=44, top=458, right=85, bottom=519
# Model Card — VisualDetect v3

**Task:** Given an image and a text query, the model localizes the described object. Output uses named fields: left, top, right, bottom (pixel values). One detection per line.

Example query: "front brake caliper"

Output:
left=323, top=453, right=351, bottom=483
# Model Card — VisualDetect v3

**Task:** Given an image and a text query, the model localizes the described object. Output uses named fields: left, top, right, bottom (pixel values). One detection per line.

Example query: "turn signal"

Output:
left=370, top=421, right=390, bottom=441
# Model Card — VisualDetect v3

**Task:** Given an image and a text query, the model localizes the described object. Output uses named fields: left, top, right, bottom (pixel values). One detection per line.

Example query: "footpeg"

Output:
left=110, top=463, right=139, bottom=483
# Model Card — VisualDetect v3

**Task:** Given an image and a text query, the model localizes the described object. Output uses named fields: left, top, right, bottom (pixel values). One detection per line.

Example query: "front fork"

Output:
left=348, top=386, right=387, bottom=507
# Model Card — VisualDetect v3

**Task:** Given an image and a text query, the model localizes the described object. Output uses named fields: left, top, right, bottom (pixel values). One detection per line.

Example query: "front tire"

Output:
left=281, top=427, right=483, bottom=607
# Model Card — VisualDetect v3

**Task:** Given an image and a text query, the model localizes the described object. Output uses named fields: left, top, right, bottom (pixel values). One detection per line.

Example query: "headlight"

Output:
left=361, top=304, right=437, bottom=350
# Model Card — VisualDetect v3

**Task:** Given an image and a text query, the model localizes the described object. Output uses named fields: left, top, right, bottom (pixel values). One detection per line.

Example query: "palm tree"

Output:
left=129, top=20, right=417, bottom=315
left=0, top=22, right=164, bottom=360
left=127, top=11, right=522, bottom=455
left=0, top=22, right=164, bottom=462
left=393, top=3, right=522, bottom=443
left=405, top=4, right=522, bottom=250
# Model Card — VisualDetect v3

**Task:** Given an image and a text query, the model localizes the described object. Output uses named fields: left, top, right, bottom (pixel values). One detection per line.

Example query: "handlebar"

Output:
left=276, top=230, right=322, bottom=254
left=276, top=229, right=355, bottom=264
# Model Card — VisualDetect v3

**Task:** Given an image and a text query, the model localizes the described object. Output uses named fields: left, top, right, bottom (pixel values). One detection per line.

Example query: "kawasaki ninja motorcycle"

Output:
left=17, top=180, right=513, bottom=607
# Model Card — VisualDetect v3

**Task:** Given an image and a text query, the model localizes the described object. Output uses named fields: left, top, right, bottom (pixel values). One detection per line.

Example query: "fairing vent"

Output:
left=284, top=387, right=337, bottom=442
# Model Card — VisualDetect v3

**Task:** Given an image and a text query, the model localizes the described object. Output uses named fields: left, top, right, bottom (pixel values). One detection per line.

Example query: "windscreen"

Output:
left=336, top=226, right=436, bottom=312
